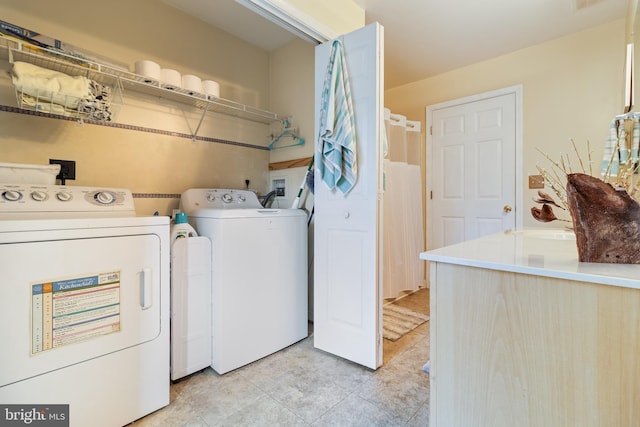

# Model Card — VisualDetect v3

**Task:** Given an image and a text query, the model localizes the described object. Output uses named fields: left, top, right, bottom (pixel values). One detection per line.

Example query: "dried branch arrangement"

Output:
left=532, top=139, right=593, bottom=222
left=533, top=138, right=640, bottom=263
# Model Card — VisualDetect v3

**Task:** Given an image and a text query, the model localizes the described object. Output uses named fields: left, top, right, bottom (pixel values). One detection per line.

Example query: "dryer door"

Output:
left=0, top=233, right=162, bottom=388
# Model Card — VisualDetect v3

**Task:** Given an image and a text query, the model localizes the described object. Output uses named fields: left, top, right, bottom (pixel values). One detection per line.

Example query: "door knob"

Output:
left=503, top=205, right=512, bottom=213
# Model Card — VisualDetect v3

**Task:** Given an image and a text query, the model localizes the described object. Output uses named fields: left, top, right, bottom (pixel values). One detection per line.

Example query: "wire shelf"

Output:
left=0, top=37, right=283, bottom=125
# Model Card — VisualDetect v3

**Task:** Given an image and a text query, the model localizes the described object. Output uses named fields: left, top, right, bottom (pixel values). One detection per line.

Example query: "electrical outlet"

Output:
left=528, top=174, right=544, bottom=189
left=49, top=159, right=76, bottom=181
left=272, top=178, right=286, bottom=197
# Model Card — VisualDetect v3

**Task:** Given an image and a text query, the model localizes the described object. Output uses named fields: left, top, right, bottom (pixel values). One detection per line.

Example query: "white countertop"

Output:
left=420, top=228, right=640, bottom=289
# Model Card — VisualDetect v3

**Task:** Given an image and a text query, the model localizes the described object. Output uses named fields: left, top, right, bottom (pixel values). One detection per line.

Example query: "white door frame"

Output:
left=425, top=85, right=523, bottom=250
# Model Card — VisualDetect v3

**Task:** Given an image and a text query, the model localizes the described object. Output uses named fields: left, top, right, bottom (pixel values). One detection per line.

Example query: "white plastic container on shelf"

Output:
left=170, top=212, right=197, bottom=242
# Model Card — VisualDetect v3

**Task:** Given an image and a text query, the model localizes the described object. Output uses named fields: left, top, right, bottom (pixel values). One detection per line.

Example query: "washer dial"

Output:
left=94, top=191, right=116, bottom=205
left=56, top=191, right=73, bottom=202
left=2, top=190, right=23, bottom=202
left=30, top=191, right=49, bottom=202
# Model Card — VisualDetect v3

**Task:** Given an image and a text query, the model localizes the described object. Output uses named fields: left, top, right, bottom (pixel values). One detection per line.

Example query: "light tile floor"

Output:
left=132, top=293, right=430, bottom=426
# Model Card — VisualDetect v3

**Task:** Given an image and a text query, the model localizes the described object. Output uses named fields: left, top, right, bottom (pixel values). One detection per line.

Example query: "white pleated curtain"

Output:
left=382, top=109, right=425, bottom=300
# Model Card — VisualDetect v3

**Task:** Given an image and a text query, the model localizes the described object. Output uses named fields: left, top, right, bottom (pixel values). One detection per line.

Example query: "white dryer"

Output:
left=179, top=188, right=308, bottom=374
left=0, top=183, right=169, bottom=427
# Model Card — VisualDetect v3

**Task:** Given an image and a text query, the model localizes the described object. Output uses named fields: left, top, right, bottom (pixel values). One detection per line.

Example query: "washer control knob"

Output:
left=94, top=191, right=115, bottom=205
left=237, top=194, right=246, bottom=202
left=207, top=193, right=216, bottom=202
left=2, top=190, right=23, bottom=202
left=56, top=191, right=73, bottom=202
left=221, top=193, right=233, bottom=203
left=31, top=191, right=48, bottom=202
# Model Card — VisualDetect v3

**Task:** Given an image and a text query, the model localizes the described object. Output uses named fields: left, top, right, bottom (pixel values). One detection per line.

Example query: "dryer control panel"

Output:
left=0, top=184, right=136, bottom=218
left=180, top=188, right=262, bottom=210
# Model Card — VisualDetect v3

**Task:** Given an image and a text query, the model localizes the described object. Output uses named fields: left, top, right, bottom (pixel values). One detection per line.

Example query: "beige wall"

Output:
left=265, top=0, right=364, bottom=208
left=0, top=0, right=363, bottom=216
left=0, top=1, right=275, bottom=108
left=269, top=39, right=315, bottom=163
left=2, top=0, right=624, bottom=229
left=0, top=0, right=281, bottom=216
left=284, top=0, right=365, bottom=36
left=266, top=38, right=315, bottom=208
left=385, top=19, right=627, bottom=228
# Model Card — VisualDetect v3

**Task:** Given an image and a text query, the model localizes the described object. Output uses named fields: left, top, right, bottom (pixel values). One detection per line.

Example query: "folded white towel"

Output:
left=11, top=61, right=114, bottom=121
left=19, top=92, right=68, bottom=115
left=11, top=61, right=90, bottom=109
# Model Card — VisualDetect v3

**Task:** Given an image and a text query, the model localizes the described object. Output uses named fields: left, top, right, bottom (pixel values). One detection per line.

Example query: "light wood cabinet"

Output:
left=428, top=262, right=640, bottom=426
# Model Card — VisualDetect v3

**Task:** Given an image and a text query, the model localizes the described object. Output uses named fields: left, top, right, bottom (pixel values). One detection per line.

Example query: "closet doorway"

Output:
left=426, top=85, right=523, bottom=250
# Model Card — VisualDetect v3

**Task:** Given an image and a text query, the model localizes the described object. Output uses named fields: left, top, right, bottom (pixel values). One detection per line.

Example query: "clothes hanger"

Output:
left=268, top=118, right=305, bottom=150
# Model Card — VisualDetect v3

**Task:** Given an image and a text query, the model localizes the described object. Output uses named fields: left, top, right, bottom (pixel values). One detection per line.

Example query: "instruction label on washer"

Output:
left=31, top=271, right=121, bottom=355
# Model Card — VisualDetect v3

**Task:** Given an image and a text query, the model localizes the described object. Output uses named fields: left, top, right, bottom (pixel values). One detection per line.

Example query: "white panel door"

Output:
left=427, top=87, right=521, bottom=250
left=314, top=23, right=384, bottom=369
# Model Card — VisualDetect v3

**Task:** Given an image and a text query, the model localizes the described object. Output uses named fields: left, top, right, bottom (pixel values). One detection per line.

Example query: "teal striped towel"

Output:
left=317, top=39, right=357, bottom=194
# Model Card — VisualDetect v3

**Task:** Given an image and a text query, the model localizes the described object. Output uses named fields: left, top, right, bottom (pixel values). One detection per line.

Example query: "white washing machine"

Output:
left=0, top=183, right=169, bottom=427
left=179, top=188, right=308, bottom=374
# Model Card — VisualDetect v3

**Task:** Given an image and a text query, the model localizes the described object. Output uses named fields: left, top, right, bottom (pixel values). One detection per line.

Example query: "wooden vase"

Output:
left=566, top=173, right=640, bottom=263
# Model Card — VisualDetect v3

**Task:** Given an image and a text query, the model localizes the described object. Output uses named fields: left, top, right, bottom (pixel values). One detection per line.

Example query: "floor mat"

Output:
left=383, top=303, right=429, bottom=341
